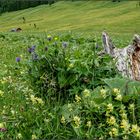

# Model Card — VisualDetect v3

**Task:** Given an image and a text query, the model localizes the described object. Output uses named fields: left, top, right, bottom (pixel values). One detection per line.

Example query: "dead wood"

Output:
left=102, top=32, right=140, bottom=81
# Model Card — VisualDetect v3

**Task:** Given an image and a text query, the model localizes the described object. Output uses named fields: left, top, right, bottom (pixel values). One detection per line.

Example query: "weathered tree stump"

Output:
left=102, top=32, right=140, bottom=81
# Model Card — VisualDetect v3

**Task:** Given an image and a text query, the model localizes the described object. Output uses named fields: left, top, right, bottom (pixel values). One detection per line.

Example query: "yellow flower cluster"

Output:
left=30, top=95, right=44, bottom=105
left=107, top=116, right=116, bottom=125
left=83, top=89, right=90, bottom=97
left=73, top=116, right=81, bottom=127
left=68, top=103, right=73, bottom=111
left=109, top=128, right=118, bottom=137
left=86, top=121, right=92, bottom=128
left=61, top=116, right=66, bottom=124
left=32, top=134, right=37, bottom=140
left=107, top=103, right=113, bottom=112
left=75, top=95, right=81, bottom=103
left=120, top=119, right=130, bottom=132
left=113, top=88, right=120, bottom=94
left=115, top=94, right=122, bottom=101
left=131, top=124, right=139, bottom=133
left=100, top=89, right=107, bottom=98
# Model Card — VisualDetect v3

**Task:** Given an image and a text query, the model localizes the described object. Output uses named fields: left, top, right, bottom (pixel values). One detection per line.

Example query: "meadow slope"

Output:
left=0, top=1, right=140, bottom=36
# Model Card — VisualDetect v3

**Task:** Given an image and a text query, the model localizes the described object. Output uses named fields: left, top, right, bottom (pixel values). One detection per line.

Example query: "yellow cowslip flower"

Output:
left=83, top=89, right=90, bottom=97
left=61, top=116, right=66, bottom=124
left=107, top=116, right=116, bottom=125
left=131, top=124, right=140, bottom=133
left=68, top=103, right=73, bottom=111
left=32, top=134, right=37, bottom=140
left=75, top=95, right=81, bottom=103
left=0, top=90, right=4, bottom=96
left=120, top=112, right=127, bottom=119
left=17, top=133, right=22, bottom=139
left=109, top=127, right=118, bottom=137
left=107, top=103, right=113, bottom=112
left=86, top=121, right=92, bottom=128
left=30, top=95, right=37, bottom=104
left=113, top=88, right=120, bottom=95
left=73, top=116, right=81, bottom=127
left=129, top=103, right=135, bottom=110
left=100, top=89, right=107, bottom=98
left=115, top=94, right=122, bottom=101
left=112, top=128, right=118, bottom=136
left=69, top=63, right=74, bottom=68
left=36, top=98, right=44, bottom=105
left=120, top=119, right=130, bottom=131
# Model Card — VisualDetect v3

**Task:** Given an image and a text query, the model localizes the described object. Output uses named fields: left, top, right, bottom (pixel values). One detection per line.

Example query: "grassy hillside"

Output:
left=0, top=1, right=140, bottom=36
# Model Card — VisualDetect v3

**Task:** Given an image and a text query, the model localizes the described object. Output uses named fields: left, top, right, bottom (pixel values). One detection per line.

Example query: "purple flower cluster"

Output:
left=16, top=57, right=21, bottom=62
left=28, top=45, right=36, bottom=53
left=62, top=42, right=68, bottom=48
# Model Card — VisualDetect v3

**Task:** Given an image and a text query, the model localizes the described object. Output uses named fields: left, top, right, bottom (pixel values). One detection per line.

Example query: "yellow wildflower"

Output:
left=131, top=124, right=139, bottom=133
left=107, top=103, right=113, bottom=112
left=69, top=63, right=74, bottom=68
left=75, top=95, right=81, bottom=103
left=120, top=119, right=130, bottom=131
left=68, top=103, right=73, bottom=111
left=36, top=98, right=44, bottom=105
left=109, top=128, right=118, bottom=137
left=32, top=134, right=37, bottom=140
left=115, top=94, right=122, bottom=101
left=129, top=103, right=135, bottom=110
left=120, top=112, right=127, bottom=119
left=100, top=89, right=107, bottom=98
left=113, top=88, right=120, bottom=95
left=17, top=133, right=22, bottom=139
left=83, top=89, right=90, bottom=97
left=107, top=116, right=116, bottom=125
left=73, top=116, right=81, bottom=127
left=61, top=116, right=66, bottom=124
left=86, top=121, right=92, bottom=128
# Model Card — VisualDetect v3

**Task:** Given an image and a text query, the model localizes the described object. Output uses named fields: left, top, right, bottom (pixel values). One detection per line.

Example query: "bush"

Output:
left=26, top=33, right=118, bottom=100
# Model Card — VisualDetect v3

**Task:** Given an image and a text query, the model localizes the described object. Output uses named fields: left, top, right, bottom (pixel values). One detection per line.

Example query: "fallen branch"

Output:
left=102, top=32, right=140, bottom=81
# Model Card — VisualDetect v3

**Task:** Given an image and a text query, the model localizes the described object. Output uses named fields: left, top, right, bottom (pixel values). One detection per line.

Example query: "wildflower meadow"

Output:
left=0, top=32, right=140, bottom=140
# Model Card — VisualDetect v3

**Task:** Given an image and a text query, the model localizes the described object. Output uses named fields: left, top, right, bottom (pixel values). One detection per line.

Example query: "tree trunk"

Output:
left=102, top=32, right=140, bottom=81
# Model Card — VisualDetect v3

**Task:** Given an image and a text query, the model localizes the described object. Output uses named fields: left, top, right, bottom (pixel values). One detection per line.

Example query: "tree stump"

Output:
left=102, top=32, right=140, bottom=81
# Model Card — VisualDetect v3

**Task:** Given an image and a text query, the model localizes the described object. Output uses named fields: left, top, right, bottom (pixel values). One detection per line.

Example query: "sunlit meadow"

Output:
left=0, top=1, right=140, bottom=139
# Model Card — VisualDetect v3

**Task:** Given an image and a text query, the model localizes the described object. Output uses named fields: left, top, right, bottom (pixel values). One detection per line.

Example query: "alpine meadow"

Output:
left=0, top=1, right=140, bottom=139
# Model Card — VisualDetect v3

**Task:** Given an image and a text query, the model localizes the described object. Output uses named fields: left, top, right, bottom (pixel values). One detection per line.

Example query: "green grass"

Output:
left=1, top=2, right=140, bottom=139
left=0, top=1, right=140, bottom=37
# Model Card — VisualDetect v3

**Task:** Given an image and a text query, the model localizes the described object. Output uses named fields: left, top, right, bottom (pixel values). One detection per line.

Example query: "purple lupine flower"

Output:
left=28, top=45, right=36, bottom=53
left=62, top=42, right=68, bottom=48
left=31, top=45, right=36, bottom=51
left=16, top=57, right=21, bottom=62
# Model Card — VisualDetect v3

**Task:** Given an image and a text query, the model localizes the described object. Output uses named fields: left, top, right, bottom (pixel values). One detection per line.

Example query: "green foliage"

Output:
left=0, top=32, right=140, bottom=140
left=26, top=33, right=117, bottom=99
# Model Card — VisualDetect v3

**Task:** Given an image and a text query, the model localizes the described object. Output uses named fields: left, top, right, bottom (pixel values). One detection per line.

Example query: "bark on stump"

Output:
left=102, top=32, right=140, bottom=81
